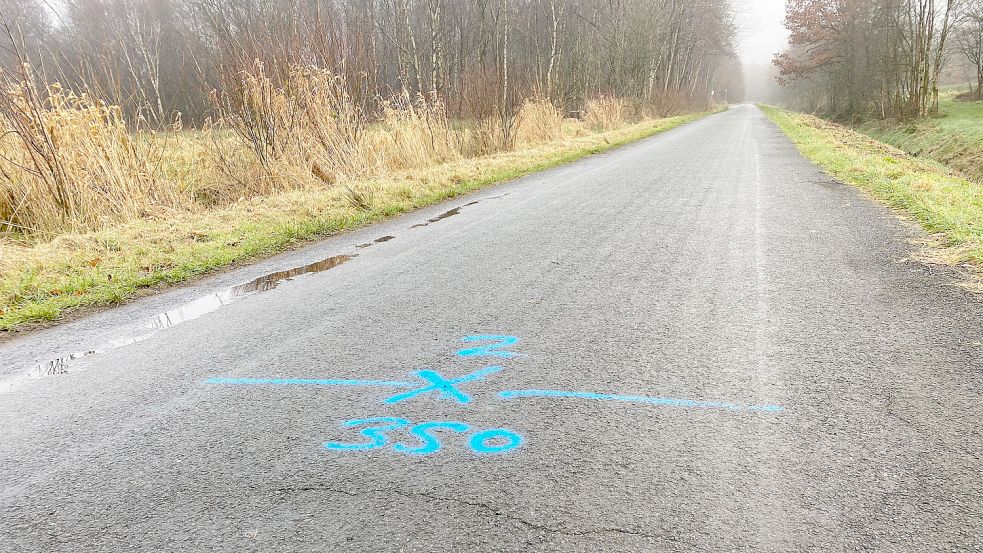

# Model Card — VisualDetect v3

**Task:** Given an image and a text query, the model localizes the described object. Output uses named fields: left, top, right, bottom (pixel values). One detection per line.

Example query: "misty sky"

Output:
left=737, top=0, right=790, bottom=66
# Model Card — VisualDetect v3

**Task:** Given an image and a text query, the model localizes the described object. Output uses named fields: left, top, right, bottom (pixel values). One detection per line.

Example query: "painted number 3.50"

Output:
left=324, top=417, right=522, bottom=455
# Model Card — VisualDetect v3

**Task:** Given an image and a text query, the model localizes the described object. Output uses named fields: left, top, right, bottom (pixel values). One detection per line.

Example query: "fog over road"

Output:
left=2, top=105, right=981, bottom=552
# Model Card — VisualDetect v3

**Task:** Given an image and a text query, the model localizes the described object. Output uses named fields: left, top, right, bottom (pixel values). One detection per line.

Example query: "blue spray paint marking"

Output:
left=207, top=333, right=786, bottom=458
left=383, top=366, right=503, bottom=404
left=469, top=428, right=523, bottom=454
left=206, top=376, right=414, bottom=388
left=456, top=335, right=521, bottom=359
left=498, top=389, right=785, bottom=413
left=393, top=421, right=471, bottom=455
left=323, top=417, right=410, bottom=451
left=326, top=418, right=522, bottom=455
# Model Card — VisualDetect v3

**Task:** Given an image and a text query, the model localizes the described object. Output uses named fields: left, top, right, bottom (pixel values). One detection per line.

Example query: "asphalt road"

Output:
left=2, top=104, right=982, bottom=552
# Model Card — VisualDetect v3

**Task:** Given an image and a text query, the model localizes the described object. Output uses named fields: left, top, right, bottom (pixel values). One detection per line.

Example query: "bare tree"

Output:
left=956, top=0, right=983, bottom=97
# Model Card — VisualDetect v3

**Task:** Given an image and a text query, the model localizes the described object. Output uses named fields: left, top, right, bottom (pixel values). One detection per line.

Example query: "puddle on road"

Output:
left=3, top=191, right=514, bottom=393
left=411, top=207, right=461, bottom=228
left=151, top=254, right=354, bottom=330
left=356, top=235, right=395, bottom=249
left=408, top=192, right=510, bottom=229
left=229, top=254, right=353, bottom=296
left=0, top=254, right=355, bottom=393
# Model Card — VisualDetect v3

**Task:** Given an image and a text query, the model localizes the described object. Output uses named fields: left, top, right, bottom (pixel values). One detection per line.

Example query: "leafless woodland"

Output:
left=775, top=0, right=983, bottom=118
left=1, top=0, right=743, bottom=124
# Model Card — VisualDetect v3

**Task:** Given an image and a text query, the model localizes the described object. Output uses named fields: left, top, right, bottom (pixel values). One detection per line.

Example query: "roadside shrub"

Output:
left=211, top=62, right=367, bottom=192
left=0, top=70, right=178, bottom=237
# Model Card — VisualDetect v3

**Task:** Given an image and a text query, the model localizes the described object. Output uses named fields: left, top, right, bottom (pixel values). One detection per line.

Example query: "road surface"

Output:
left=1, top=104, right=981, bottom=551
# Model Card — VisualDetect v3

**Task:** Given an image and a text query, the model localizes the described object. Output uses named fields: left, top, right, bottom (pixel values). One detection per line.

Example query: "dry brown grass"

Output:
left=208, top=66, right=586, bottom=190
left=585, top=96, right=627, bottom=131
left=0, top=105, right=719, bottom=330
left=209, top=62, right=368, bottom=194
left=366, top=98, right=463, bottom=171
left=1, top=64, right=668, bottom=241
left=0, top=73, right=183, bottom=237
left=0, top=61, right=721, bottom=330
left=515, top=98, right=564, bottom=144
left=210, top=64, right=515, bottom=191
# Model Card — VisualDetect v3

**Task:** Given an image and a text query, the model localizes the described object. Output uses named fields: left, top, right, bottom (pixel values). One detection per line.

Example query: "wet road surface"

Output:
left=1, top=105, right=982, bottom=551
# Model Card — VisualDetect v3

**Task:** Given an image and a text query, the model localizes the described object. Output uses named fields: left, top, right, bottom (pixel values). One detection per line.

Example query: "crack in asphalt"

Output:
left=271, top=485, right=675, bottom=542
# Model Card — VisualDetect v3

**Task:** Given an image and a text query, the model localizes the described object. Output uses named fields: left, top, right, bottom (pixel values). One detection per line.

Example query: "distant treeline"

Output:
left=0, top=0, right=743, bottom=124
left=774, top=0, right=983, bottom=120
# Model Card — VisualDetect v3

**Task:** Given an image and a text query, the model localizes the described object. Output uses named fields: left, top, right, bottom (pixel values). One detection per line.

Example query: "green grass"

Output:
left=0, top=108, right=720, bottom=332
left=760, top=104, right=983, bottom=285
left=856, top=91, right=983, bottom=182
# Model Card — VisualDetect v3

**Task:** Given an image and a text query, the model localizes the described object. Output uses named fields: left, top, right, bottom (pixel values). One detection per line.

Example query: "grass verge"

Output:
left=0, top=109, right=719, bottom=333
left=856, top=91, right=983, bottom=183
left=759, top=104, right=983, bottom=287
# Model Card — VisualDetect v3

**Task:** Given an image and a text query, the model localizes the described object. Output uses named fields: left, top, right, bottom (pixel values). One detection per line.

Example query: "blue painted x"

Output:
left=384, top=366, right=503, bottom=404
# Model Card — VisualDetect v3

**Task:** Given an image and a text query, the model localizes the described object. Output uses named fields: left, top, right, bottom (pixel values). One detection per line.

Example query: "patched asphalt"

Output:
left=1, top=104, right=981, bottom=552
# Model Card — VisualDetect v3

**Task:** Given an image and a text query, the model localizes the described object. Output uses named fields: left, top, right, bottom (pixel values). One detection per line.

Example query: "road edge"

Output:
left=758, top=104, right=983, bottom=293
left=1, top=107, right=727, bottom=336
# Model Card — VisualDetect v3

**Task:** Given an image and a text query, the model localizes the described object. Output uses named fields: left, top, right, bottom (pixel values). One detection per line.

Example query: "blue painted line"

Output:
left=383, top=366, right=504, bottom=404
left=205, top=377, right=414, bottom=387
left=498, top=389, right=784, bottom=413
left=457, top=335, right=521, bottom=358
left=452, top=365, right=504, bottom=383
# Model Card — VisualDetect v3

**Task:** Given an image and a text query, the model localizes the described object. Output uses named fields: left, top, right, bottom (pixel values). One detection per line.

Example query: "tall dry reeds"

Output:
left=0, top=68, right=178, bottom=237
left=585, top=96, right=627, bottom=131
left=211, top=63, right=538, bottom=188
left=1, top=56, right=681, bottom=241
left=209, top=62, right=367, bottom=196
left=366, top=97, right=463, bottom=171
left=515, top=98, right=565, bottom=144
